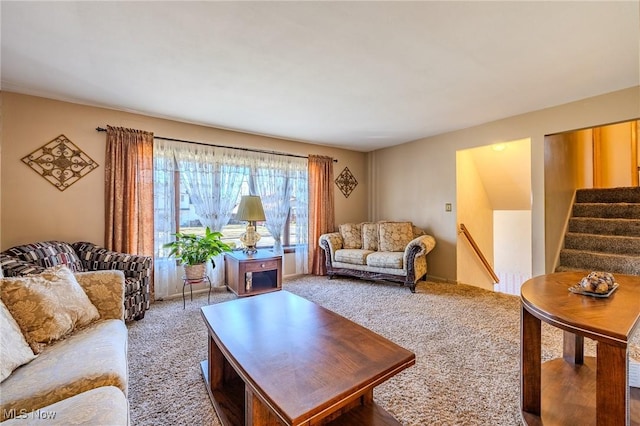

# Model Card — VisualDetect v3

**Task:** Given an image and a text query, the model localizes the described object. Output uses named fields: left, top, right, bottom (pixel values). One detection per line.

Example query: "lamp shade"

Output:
left=236, top=195, right=266, bottom=222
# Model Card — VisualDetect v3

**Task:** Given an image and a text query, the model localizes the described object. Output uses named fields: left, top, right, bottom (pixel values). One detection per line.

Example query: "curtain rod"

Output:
left=95, top=127, right=337, bottom=162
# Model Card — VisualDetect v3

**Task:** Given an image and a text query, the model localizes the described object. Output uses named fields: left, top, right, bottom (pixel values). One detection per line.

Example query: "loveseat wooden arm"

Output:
left=403, top=234, right=436, bottom=265
left=403, top=235, right=436, bottom=291
left=318, top=232, right=343, bottom=264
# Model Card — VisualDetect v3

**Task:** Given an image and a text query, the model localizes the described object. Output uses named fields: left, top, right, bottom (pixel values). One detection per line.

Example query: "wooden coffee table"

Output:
left=200, top=291, right=415, bottom=425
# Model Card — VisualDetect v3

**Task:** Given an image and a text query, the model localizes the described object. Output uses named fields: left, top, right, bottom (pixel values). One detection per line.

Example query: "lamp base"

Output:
left=240, top=223, right=261, bottom=254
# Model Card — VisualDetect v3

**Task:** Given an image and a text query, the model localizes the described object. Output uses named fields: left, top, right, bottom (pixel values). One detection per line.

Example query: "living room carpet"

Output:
left=126, top=276, right=639, bottom=426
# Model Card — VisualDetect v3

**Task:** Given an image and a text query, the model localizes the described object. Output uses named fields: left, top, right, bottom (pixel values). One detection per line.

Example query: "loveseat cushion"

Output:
left=0, top=319, right=128, bottom=421
left=366, top=251, right=404, bottom=269
left=2, top=386, right=128, bottom=425
left=378, top=222, right=414, bottom=252
left=362, top=223, right=379, bottom=251
left=334, top=249, right=373, bottom=265
left=0, top=300, right=36, bottom=382
left=339, top=223, right=362, bottom=249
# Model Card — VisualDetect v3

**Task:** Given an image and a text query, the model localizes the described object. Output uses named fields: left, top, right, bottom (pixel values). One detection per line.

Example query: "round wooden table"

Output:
left=520, top=271, right=640, bottom=426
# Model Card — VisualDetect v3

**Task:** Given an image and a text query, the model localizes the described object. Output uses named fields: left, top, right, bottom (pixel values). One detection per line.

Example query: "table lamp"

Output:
left=237, top=195, right=266, bottom=254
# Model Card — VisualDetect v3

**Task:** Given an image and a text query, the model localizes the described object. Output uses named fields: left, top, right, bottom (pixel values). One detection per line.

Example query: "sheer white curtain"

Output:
left=250, top=153, right=293, bottom=254
left=174, top=145, right=248, bottom=284
left=153, top=140, right=180, bottom=299
left=291, top=159, right=309, bottom=274
left=246, top=151, right=308, bottom=273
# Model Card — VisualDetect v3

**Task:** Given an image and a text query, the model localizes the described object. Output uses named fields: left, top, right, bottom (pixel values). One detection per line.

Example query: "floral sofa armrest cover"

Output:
left=318, top=232, right=343, bottom=263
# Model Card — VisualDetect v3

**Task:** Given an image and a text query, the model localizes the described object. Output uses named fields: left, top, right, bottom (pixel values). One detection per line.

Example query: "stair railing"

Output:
left=459, top=223, right=500, bottom=284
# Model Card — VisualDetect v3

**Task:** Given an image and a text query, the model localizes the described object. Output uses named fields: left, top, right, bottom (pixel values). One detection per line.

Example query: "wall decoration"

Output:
left=21, top=134, right=99, bottom=191
left=335, top=166, right=358, bottom=198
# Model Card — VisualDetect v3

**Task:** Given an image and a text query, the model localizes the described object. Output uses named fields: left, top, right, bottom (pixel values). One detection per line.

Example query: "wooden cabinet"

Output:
left=224, top=250, right=282, bottom=297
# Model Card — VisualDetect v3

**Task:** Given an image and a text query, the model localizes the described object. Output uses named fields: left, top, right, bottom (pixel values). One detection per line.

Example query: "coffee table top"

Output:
left=201, top=290, right=415, bottom=425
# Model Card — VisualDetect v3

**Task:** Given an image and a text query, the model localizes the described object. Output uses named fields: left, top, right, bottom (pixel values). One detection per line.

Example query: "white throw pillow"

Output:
left=0, top=299, right=36, bottom=382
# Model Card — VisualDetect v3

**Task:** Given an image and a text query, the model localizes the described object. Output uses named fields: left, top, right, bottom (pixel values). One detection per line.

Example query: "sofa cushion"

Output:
left=335, top=249, right=373, bottom=266
left=339, top=223, right=362, bottom=249
left=1, top=265, right=100, bottom=353
left=366, top=251, right=404, bottom=269
left=0, top=300, right=36, bottom=382
left=0, top=319, right=128, bottom=421
left=74, top=271, right=126, bottom=321
left=362, top=223, right=379, bottom=251
left=378, top=222, right=414, bottom=252
left=2, top=386, right=128, bottom=425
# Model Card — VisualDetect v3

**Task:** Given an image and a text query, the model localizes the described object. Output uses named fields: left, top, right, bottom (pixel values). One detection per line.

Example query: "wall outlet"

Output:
left=445, top=203, right=452, bottom=212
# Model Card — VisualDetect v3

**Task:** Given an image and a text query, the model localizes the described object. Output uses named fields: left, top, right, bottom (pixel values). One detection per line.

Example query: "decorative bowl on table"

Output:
left=568, top=271, right=618, bottom=298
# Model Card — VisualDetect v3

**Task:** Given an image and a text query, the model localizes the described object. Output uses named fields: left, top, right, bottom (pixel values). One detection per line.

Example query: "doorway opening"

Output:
left=456, top=138, right=532, bottom=295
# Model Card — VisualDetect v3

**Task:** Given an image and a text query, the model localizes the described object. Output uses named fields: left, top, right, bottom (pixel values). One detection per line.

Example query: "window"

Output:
left=153, top=139, right=309, bottom=299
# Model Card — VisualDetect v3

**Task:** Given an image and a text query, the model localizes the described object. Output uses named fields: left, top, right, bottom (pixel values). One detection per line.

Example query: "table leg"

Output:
left=562, top=331, right=584, bottom=365
left=521, top=305, right=541, bottom=415
left=245, top=386, right=281, bottom=426
left=208, top=335, right=224, bottom=390
left=596, top=342, right=628, bottom=425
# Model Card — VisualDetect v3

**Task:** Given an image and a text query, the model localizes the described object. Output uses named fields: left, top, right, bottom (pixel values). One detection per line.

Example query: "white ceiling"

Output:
left=1, top=1, right=638, bottom=152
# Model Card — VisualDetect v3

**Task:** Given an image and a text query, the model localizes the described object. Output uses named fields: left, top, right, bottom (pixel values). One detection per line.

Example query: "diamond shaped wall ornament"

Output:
left=21, top=134, right=99, bottom=191
left=335, top=167, right=358, bottom=198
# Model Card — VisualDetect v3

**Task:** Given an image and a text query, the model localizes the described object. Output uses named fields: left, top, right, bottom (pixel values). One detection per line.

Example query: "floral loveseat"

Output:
left=0, top=241, right=151, bottom=321
left=319, top=221, right=436, bottom=292
left=0, top=266, right=129, bottom=424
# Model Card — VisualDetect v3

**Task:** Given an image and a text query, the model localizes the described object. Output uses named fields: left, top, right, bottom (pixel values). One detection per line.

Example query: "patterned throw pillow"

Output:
left=378, top=222, right=414, bottom=252
left=362, top=223, right=379, bottom=251
left=0, top=265, right=100, bottom=353
left=0, top=299, right=36, bottom=382
left=339, top=223, right=362, bottom=249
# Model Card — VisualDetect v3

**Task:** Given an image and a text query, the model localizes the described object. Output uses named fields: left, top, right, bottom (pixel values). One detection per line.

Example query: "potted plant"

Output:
left=164, top=227, right=234, bottom=280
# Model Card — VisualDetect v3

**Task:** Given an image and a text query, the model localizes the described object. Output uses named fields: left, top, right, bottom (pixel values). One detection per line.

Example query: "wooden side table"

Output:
left=520, top=272, right=640, bottom=425
left=224, top=250, right=282, bottom=297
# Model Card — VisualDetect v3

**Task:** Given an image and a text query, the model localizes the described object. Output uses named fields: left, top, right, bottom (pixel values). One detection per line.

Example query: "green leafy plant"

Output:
left=163, top=227, right=234, bottom=265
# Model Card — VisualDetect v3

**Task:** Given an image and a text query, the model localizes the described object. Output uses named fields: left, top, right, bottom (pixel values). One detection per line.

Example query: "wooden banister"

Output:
left=459, top=223, right=500, bottom=284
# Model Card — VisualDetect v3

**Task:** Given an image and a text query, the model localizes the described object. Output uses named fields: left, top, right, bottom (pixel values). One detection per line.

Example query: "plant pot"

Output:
left=184, top=263, right=206, bottom=280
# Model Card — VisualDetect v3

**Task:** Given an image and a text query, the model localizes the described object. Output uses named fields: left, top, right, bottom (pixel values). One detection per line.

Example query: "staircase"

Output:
left=556, top=187, right=640, bottom=276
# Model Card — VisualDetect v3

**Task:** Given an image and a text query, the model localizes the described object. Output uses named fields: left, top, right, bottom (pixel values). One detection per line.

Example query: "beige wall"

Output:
left=456, top=149, right=494, bottom=289
left=598, top=121, right=636, bottom=187
left=0, top=92, right=368, bottom=249
left=369, top=86, right=640, bottom=283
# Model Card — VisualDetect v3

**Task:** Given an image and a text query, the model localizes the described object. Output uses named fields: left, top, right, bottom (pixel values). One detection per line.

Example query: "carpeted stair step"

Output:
left=559, top=249, right=640, bottom=275
left=572, top=203, right=640, bottom=219
left=576, top=187, right=640, bottom=204
left=564, top=233, right=640, bottom=255
left=568, top=217, right=640, bottom=237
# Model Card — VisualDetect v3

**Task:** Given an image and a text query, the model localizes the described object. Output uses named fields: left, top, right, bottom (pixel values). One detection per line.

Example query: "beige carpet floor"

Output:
left=126, top=276, right=638, bottom=426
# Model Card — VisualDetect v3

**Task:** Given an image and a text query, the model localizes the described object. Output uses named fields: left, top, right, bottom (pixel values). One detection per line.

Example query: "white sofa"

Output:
left=0, top=267, right=129, bottom=425
left=319, top=221, right=436, bottom=292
